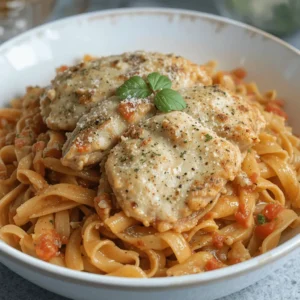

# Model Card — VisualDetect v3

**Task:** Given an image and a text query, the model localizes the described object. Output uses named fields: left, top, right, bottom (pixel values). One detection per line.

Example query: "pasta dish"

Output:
left=0, top=51, right=299, bottom=277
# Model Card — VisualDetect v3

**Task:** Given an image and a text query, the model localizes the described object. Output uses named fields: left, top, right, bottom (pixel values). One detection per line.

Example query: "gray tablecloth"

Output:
left=1, top=1, right=300, bottom=299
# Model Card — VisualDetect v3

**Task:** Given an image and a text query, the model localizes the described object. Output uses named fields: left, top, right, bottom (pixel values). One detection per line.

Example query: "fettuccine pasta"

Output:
left=0, top=53, right=299, bottom=278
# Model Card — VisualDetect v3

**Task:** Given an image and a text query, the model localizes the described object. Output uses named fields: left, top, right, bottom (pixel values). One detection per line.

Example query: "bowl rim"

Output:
left=0, top=6, right=300, bottom=290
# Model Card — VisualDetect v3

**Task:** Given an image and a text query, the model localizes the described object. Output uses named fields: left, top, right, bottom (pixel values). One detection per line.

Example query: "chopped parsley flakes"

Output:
left=205, top=134, right=213, bottom=142
left=257, top=214, right=266, bottom=225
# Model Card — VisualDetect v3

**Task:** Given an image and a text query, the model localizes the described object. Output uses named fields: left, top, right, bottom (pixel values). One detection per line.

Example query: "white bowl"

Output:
left=0, top=8, right=299, bottom=300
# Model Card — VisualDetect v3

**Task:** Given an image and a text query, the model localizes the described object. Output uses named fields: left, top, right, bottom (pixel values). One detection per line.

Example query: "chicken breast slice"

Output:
left=182, top=85, right=266, bottom=151
left=61, top=84, right=265, bottom=171
left=40, top=51, right=212, bottom=131
left=94, top=157, right=118, bottom=222
left=61, top=96, right=155, bottom=170
left=105, top=111, right=242, bottom=232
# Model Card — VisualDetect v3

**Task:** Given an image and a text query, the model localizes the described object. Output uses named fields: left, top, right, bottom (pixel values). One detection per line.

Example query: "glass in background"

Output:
left=0, top=0, right=88, bottom=43
left=49, top=0, right=89, bottom=21
left=87, top=0, right=217, bottom=13
left=214, top=0, right=300, bottom=37
left=2, top=0, right=300, bottom=43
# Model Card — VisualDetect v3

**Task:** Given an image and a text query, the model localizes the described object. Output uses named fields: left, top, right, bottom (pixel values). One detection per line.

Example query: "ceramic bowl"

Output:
left=0, top=8, right=299, bottom=300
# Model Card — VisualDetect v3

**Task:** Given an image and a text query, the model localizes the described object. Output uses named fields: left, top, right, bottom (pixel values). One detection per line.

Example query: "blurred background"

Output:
left=1, top=0, right=300, bottom=47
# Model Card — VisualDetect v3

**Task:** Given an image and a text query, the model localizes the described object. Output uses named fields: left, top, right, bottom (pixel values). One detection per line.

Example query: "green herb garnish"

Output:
left=205, top=134, right=213, bottom=142
left=257, top=214, right=266, bottom=225
left=180, top=151, right=187, bottom=158
left=116, top=72, right=186, bottom=113
left=155, top=89, right=186, bottom=112
left=116, top=76, right=152, bottom=99
left=147, top=72, right=172, bottom=91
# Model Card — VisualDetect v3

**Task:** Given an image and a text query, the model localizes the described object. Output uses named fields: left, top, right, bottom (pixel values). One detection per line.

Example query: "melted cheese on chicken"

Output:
left=61, top=85, right=265, bottom=170
left=41, top=51, right=212, bottom=131
left=61, top=96, right=155, bottom=170
left=105, top=112, right=242, bottom=232
left=62, top=86, right=265, bottom=170
left=182, top=85, right=266, bottom=151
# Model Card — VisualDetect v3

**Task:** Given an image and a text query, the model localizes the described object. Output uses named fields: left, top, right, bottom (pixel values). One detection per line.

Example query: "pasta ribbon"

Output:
left=0, top=60, right=299, bottom=278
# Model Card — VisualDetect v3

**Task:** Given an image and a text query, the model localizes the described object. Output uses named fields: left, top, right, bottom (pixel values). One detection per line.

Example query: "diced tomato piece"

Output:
left=265, top=103, right=288, bottom=119
left=77, top=145, right=89, bottom=153
left=35, top=230, right=61, bottom=261
left=249, top=172, right=258, bottom=184
left=118, top=102, right=135, bottom=122
left=205, top=257, right=222, bottom=271
left=212, top=232, right=225, bottom=249
left=235, top=211, right=248, bottom=227
left=77, top=145, right=87, bottom=153
left=231, top=68, right=247, bottom=79
left=255, top=222, right=276, bottom=239
left=272, top=99, right=285, bottom=107
left=57, top=65, right=68, bottom=72
left=235, top=203, right=250, bottom=228
left=75, top=139, right=89, bottom=153
left=263, top=204, right=283, bottom=221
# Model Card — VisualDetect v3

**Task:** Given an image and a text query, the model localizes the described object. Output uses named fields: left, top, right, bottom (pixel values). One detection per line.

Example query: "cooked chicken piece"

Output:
left=94, top=158, right=115, bottom=222
left=105, top=111, right=242, bottom=232
left=41, top=51, right=212, bottom=131
left=61, top=84, right=265, bottom=171
left=61, top=96, right=155, bottom=170
left=182, top=85, right=266, bottom=151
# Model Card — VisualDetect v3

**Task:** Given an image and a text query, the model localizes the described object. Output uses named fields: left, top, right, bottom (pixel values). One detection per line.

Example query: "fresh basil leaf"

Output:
left=147, top=72, right=172, bottom=91
left=116, top=76, right=152, bottom=99
left=154, top=89, right=186, bottom=112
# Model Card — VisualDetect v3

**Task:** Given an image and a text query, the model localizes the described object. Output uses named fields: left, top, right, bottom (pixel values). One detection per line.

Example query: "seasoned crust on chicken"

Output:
left=61, top=84, right=265, bottom=171
left=61, top=96, right=155, bottom=170
left=182, top=85, right=266, bottom=151
left=105, top=112, right=242, bottom=232
left=40, top=51, right=212, bottom=131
